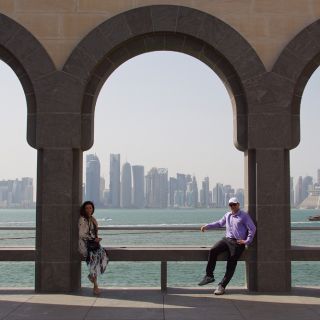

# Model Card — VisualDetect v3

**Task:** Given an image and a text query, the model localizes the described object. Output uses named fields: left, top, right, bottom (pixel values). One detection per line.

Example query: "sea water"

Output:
left=0, top=208, right=319, bottom=287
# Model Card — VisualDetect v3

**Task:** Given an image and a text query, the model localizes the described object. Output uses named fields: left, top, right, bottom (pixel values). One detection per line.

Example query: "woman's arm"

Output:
left=78, top=217, right=89, bottom=240
left=91, top=216, right=99, bottom=237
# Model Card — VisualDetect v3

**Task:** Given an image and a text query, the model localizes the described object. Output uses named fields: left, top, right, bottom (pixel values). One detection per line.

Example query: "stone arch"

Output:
left=63, top=5, right=266, bottom=152
left=0, top=13, right=55, bottom=147
left=272, top=19, right=320, bottom=149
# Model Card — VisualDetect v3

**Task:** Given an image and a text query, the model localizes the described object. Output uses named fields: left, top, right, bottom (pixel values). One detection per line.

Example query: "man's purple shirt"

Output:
left=205, top=209, right=256, bottom=245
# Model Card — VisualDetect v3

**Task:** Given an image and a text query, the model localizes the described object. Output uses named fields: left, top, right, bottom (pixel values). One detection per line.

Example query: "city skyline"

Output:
left=84, top=152, right=320, bottom=209
left=0, top=52, right=320, bottom=192
left=83, top=151, right=320, bottom=197
left=0, top=177, right=34, bottom=208
left=84, top=152, right=245, bottom=209
left=0, top=167, right=317, bottom=209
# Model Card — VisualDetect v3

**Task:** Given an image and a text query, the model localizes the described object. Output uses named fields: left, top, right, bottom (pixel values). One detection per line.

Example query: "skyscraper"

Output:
left=132, top=165, right=145, bottom=208
left=302, top=176, right=313, bottom=203
left=145, top=168, right=168, bottom=208
left=174, top=190, right=184, bottom=207
left=186, top=176, right=198, bottom=208
left=177, top=173, right=187, bottom=207
left=213, top=183, right=224, bottom=208
left=192, top=176, right=199, bottom=208
left=121, top=162, right=132, bottom=208
left=100, top=177, right=105, bottom=205
left=290, top=177, right=294, bottom=207
left=169, top=177, right=177, bottom=207
left=109, top=154, right=120, bottom=208
left=145, top=168, right=156, bottom=208
left=0, top=178, right=34, bottom=208
left=85, top=154, right=101, bottom=205
left=201, top=177, right=210, bottom=208
left=21, top=177, right=33, bottom=207
left=159, top=168, right=168, bottom=208
left=295, top=176, right=303, bottom=207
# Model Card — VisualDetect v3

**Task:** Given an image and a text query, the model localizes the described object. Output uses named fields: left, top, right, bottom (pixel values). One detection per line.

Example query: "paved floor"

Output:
left=0, top=287, right=319, bottom=320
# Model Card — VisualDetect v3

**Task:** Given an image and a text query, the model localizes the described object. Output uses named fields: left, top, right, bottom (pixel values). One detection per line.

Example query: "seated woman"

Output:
left=79, top=201, right=109, bottom=295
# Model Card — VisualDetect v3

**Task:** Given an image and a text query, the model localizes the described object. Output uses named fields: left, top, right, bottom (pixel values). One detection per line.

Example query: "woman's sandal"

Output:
left=93, top=287, right=101, bottom=296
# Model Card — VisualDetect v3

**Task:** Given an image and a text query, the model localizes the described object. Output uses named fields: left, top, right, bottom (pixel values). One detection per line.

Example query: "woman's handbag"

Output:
left=87, top=239, right=100, bottom=251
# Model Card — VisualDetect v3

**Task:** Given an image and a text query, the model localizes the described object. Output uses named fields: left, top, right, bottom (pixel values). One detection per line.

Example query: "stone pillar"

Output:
left=244, top=149, right=257, bottom=291
left=32, top=69, right=84, bottom=292
left=245, top=148, right=291, bottom=292
left=35, top=148, right=82, bottom=292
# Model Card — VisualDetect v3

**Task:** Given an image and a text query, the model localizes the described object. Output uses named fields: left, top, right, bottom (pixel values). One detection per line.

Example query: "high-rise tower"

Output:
left=86, top=154, right=101, bottom=205
left=176, top=173, right=187, bottom=207
left=302, top=176, right=313, bottom=203
left=145, top=168, right=168, bottom=208
left=169, top=177, right=177, bottom=207
left=186, top=176, right=198, bottom=208
left=109, top=154, right=120, bottom=208
left=295, top=176, right=303, bottom=207
left=201, top=177, right=210, bottom=208
left=132, top=165, right=145, bottom=208
left=121, top=162, right=132, bottom=208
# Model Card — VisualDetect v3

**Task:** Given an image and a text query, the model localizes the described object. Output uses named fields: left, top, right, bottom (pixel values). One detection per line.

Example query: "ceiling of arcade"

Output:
left=0, top=0, right=319, bottom=70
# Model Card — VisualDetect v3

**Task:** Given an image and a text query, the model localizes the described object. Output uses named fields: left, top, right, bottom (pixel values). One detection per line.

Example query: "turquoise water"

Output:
left=0, top=208, right=319, bottom=287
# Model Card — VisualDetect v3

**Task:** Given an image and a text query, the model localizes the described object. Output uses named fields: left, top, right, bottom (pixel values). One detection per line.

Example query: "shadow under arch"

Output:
left=63, top=5, right=266, bottom=152
left=0, top=13, right=55, bottom=148
left=272, top=19, right=320, bottom=150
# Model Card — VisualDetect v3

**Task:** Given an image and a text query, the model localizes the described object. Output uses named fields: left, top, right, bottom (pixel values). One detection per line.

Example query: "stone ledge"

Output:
left=1, top=246, right=319, bottom=262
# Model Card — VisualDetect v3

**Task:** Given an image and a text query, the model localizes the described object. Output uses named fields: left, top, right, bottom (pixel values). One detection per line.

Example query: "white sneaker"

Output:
left=214, top=284, right=225, bottom=295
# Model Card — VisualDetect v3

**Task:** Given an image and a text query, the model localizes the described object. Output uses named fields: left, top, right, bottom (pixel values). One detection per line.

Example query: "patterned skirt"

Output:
left=86, top=244, right=109, bottom=278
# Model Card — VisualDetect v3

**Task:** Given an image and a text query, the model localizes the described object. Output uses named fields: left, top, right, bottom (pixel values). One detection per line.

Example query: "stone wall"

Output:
left=0, top=0, right=319, bottom=69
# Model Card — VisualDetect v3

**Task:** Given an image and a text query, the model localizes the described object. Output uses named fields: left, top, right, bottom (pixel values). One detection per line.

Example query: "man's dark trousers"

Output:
left=206, top=237, right=245, bottom=288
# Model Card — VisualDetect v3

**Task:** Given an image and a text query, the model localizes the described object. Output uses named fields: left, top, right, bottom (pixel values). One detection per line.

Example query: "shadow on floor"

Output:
left=0, top=287, right=318, bottom=320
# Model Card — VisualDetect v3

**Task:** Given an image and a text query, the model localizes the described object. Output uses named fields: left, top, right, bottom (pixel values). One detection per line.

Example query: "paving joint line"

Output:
left=230, top=298, right=248, bottom=320
left=162, top=291, right=166, bottom=320
left=1, top=294, right=34, bottom=320
left=82, top=294, right=98, bottom=320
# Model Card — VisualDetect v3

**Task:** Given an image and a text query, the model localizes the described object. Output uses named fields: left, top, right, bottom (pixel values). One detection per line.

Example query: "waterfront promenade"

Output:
left=0, top=287, right=319, bottom=320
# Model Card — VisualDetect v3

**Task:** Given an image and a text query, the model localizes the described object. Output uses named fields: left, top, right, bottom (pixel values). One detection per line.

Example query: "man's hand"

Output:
left=237, top=239, right=246, bottom=245
left=200, top=225, right=207, bottom=232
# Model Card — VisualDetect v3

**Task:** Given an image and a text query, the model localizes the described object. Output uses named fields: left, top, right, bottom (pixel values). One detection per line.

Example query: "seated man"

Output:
left=198, top=197, right=256, bottom=295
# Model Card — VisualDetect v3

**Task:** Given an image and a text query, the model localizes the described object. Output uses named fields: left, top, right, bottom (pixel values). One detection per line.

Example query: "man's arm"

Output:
left=201, top=214, right=226, bottom=232
left=242, top=214, right=256, bottom=245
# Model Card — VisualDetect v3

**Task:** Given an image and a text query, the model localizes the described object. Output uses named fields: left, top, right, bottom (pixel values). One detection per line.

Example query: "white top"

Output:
left=78, top=216, right=97, bottom=257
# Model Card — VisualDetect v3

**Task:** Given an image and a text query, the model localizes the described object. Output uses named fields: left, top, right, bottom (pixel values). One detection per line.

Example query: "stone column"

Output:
left=244, top=149, right=257, bottom=291
left=35, top=148, right=83, bottom=292
left=245, top=148, right=291, bottom=292
left=33, top=71, right=84, bottom=292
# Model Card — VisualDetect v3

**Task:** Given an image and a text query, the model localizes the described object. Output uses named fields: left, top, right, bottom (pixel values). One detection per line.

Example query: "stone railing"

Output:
left=0, top=226, right=319, bottom=291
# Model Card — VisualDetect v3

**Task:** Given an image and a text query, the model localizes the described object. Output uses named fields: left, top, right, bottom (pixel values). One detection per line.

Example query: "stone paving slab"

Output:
left=0, top=290, right=34, bottom=320
left=88, top=289, right=164, bottom=320
left=164, top=287, right=320, bottom=320
left=0, top=287, right=318, bottom=320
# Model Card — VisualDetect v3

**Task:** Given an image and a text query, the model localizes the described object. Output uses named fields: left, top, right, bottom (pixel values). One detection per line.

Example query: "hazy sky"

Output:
left=0, top=51, right=319, bottom=192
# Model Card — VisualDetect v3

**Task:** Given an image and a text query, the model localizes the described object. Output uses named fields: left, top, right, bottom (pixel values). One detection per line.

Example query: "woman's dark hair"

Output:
left=80, top=201, right=95, bottom=218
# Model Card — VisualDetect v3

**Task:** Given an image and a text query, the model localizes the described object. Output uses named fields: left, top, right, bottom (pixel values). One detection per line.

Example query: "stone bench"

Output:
left=1, top=245, right=319, bottom=261
left=0, top=245, right=319, bottom=291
